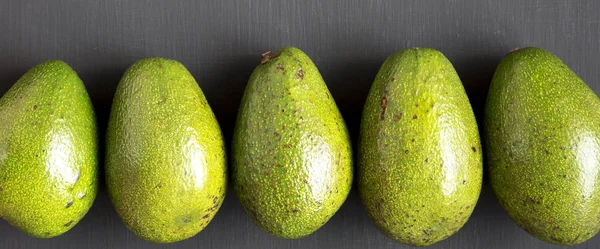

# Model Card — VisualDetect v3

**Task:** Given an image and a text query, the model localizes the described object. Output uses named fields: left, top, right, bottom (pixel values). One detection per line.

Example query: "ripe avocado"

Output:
left=0, top=61, right=98, bottom=238
left=359, top=48, right=482, bottom=246
left=485, top=47, right=600, bottom=245
left=105, top=58, right=227, bottom=243
left=232, top=47, right=353, bottom=239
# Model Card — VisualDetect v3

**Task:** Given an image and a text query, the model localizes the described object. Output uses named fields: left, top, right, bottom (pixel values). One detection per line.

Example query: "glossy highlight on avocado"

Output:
left=232, top=47, right=353, bottom=239
left=105, top=58, right=227, bottom=243
left=358, top=48, right=482, bottom=246
left=485, top=47, right=600, bottom=245
left=0, top=61, right=98, bottom=238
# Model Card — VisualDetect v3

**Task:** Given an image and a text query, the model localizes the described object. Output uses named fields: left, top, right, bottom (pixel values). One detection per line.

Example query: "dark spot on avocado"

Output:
left=276, top=62, right=285, bottom=71
left=391, top=77, right=396, bottom=82
left=394, top=113, right=403, bottom=121
left=415, top=103, right=419, bottom=108
left=463, top=179, right=467, bottom=184
left=154, top=183, right=162, bottom=189
left=77, top=192, right=86, bottom=199
left=156, top=97, right=167, bottom=105
left=291, top=209, right=300, bottom=213
left=202, top=214, right=210, bottom=219
left=471, top=146, right=477, bottom=152
left=44, top=232, right=50, bottom=236
left=33, top=105, right=38, bottom=110
left=296, top=67, right=304, bottom=79
left=425, top=158, right=429, bottom=163
left=64, top=220, right=74, bottom=227
left=274, top=131, right=280, bottom=137
left=412, top=114, right=418, bottom=119
left=411, top=138, right=415, bottom=143
left=181, top=216, right=192, bottom=224
left=380, top=96, right=387, bottom=120
left=549, top=235, right=562, bottom=243
left=0, top=186, right=3, bottom=191
left=375, top=199, right=383, bottom=212
left=524, top=196, right=541, bottom=205
left=404, top=150, right=409, bottom=154
left=66, top=200, right=73, bottom=208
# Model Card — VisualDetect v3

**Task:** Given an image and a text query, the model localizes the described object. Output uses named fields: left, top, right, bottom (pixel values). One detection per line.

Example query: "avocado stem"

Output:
left=261, top=51, right=272, bottom=64
left=508, top=47, right=521, bottom=54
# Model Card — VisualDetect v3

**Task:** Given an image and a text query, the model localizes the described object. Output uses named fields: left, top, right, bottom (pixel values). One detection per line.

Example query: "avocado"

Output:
left=105, top=58, right=226, bottom=243
left=232, top=47, right=353, bottom=239
left=485, top=47, right=600, bottom=245
left=359, top=48, right=482, bottom=246
left=0, top=61, right=98, bottom=238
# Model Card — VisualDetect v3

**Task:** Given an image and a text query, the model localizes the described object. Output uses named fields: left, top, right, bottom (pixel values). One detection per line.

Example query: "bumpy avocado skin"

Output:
left=359, top=48, right=482, bottom=246
left=0, top=61, right=98, bottom=238
left=106, top=58, right=226, bottom=243
left=485, top=47, right=600, bottom=245
left=232, top=47, right=353, bottom=239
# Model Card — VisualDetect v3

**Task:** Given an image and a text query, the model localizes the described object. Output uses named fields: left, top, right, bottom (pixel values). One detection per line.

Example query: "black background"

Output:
left=1, top=0, right=600, bottom=248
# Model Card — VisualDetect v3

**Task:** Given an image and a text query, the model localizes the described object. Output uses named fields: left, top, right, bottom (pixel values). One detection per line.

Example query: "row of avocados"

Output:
left=0, top=46, right=598, bottom=246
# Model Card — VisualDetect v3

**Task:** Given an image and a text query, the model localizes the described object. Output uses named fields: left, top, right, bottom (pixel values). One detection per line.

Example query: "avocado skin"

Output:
left=0, top=61, right=98, bottom=238
left=485, top=47, right=600, bottom=245
left=359, top=48, right=482, bottom=246
left=232, top=47, right=353, bottom=239
left=106, top=58, right=226, bottom=243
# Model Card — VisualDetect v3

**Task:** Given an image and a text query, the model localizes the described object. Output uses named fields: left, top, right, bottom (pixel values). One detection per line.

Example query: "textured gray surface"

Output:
left=1, top=0, right=599, bottom=248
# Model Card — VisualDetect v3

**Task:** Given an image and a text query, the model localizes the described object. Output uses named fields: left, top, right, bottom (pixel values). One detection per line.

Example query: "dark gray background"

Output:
left=1, top=0, right=599, bottom=248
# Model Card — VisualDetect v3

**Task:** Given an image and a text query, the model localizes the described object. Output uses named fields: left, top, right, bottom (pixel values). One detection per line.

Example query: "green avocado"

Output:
left=0, top=61, right=98, bottom=238
left=232, top=47, right=353, bottom=239
left=359, top=48, right=482, bottom=246
left=105, top=58, right=227, bottom=243
left=485, top=47, right=600, bottom=245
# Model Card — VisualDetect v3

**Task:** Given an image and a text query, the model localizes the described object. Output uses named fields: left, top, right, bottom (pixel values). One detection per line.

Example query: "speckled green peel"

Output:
left=358, top=48, right=483, bottom=246
left=0, top=61, right=98, bottom=238
left=105, top=58, right=227, bottom=243
left=232, top=47, right=353, bottom=239
left=485, top=47, right=600, bottom=245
